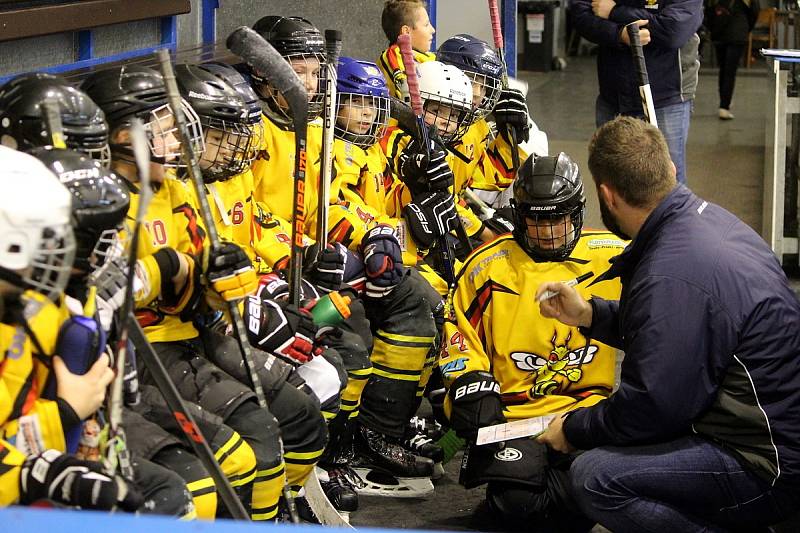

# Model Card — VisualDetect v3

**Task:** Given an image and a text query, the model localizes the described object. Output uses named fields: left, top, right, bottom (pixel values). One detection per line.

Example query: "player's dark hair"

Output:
left=587, top=116, right=675, bottom=209
left=381, top=0, right=428, bottom=43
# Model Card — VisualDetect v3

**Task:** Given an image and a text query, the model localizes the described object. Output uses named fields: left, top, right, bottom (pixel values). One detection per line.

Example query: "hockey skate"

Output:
left=351, top=424, right=435, bottom=498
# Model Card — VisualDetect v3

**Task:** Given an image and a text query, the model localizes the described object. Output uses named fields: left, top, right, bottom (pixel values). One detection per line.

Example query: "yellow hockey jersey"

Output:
left=251, top=115, right=324, bottom=242
left=378, top=44, right=435, bottom=102
left=440, top=232, right=626, bottom=420
left=0, top=292, right=71, bottom=505
left=453, top=118, right=526, bottom=192
left=127, top=177, right=205, bottom=343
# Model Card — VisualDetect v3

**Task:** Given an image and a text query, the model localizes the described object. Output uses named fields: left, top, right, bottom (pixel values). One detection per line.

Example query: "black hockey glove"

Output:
left=92, top=257, right=128, bottom=332
left=485, top=206, right=515, bottom=235
left=303, top=242, right=346, bottom=293
left=493, top=88, right=530, bottom=143
left=204, top=241, right=258, bottom=302
left=244, top=295, right=319, bottom=366
left=399, top=142, right=454, bottom=195
left=20, top=450, right=143, bottom=511
left=360, top=224, right=405, bottom=298
left=402, top=191, right=458, bottom=250
left=448, top=371, right=506, bottom=442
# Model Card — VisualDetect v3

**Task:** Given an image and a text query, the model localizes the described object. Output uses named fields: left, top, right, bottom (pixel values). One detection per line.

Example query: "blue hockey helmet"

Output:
left=334, top=57, right=390, bottom=149
left=436, top=34, right=503, bottom=120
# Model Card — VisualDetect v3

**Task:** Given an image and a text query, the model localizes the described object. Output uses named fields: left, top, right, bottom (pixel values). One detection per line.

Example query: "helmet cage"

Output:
left=464, top=70, right=502, bottom=122
left=421, top=95, right=473, bottom=144
left=25, top=224, right=76, bottom=301
left=251, top=52, right=327, bottom=124
left=511, top=200, right=585, bottom=261
left=138, top=100, right=205, bottom=168
left=334, top=92, right=390, bottom=149
left=200, top=118, right=254, bottom=181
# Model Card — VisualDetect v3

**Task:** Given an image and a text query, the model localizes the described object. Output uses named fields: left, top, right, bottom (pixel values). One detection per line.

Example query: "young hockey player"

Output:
left=378, top=0, right=436, bottom=101
left=0, top=73, right=110, bottom=165
left=80, top=64, right=301, bottom=521
left=173, top=62, right=342, bottom=513
left=0, top=146, right=141, bottom=512
left=438, top=153, right=625, bottom=529
left=31, top=146, right=197, bottom=518
left=243, top=16, right=442, bottom=500
left=436, top=34, right=529, bottom=199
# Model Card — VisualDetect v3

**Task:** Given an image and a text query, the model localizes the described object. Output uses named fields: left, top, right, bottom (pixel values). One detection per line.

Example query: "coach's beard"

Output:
left=599, top=194, right=632, bottom=241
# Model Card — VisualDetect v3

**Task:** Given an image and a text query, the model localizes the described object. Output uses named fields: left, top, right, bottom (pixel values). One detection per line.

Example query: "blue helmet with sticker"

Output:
left=335, top=57, right=390, bottom=149
left=437, top=34, right=503, bottom=120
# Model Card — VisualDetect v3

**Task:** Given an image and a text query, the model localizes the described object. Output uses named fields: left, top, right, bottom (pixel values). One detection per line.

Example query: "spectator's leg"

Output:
left=715, top=42, right=729, bottom=108
left=721, top=43, right=745, bottom=110
left=654, top=100, right=692, bottom=184
left=595, top=95, right=618, bottom=128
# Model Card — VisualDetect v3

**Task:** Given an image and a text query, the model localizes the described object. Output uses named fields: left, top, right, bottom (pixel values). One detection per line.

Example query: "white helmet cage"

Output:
left=335, top=93, right=391, bottom=149
left=143, top=100, right=205, bottom=168
left=416, top=61, right=474, bottom=144
left=0, top=146, right=75, bottom=301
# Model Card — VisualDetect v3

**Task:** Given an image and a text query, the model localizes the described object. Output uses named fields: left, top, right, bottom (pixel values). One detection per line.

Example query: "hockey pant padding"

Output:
left=131, top=454, right=196, bottom=519
left=149, top=446, right=212, bottom=519
left=199, top=331, right=328, bottom=495
left=224, top=399, right=285, bottom=521
left=134, top=384, right=256, bottom=517
left=359, top=272, right=438, bottom=437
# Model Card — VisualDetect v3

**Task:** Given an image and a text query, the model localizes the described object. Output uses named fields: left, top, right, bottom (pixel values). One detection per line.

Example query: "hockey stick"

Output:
left=316, top=29, right=343, bottom=250
left=156, top=49, right=269, bottom=414
left=487, top=0, right=521, bottom=172
left=626, top=22, right=658, bottom=128
left=103, top=118, right=152, bottom=482
left=398, top=34, right=459, bottom=283
left=42, top=99, right=67, bottom=150
left=227, top=27, right=309, bottom=308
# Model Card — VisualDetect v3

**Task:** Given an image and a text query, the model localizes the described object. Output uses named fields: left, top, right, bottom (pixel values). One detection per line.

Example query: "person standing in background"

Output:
left=705, top=0, right=759, bottom=120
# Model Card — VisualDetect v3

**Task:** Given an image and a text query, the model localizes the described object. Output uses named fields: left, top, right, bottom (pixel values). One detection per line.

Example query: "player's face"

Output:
left=290, top=56, right=322, bottom=100
left=200, top=128, right=231, bottom=169
left=149, top=107, right=180, bottom=166
left=409, top=6, right=435, bottom=52
left=471, top=80, right=486, bottom=110
left=525, top=214, right=573, bottom=251
left=424, top=101, right=459, bottom=136
left=337, top=95, right=377, bottom=134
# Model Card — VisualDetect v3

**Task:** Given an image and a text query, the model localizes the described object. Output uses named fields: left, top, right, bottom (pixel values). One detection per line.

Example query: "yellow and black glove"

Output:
left=204, top=241, right=258, bottom=302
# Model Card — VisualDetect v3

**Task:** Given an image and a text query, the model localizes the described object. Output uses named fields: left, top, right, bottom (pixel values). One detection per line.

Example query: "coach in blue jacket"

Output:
left=536, top=116, right=800, bottom=531
left=571, top=0, right=702, bottom=184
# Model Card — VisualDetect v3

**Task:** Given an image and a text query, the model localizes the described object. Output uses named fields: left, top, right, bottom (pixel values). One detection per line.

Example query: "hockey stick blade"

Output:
left=626, top=22, right=658, bottom=128
left=227, top=27, right=307, bottom=120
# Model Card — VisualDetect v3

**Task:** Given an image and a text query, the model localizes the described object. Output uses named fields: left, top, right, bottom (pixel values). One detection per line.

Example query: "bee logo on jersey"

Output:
left=510, top=330, right=599, bottom=397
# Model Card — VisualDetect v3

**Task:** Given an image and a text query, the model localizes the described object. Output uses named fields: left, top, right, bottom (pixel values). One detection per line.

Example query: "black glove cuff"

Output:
left=56, top=397, right=82, bottom=430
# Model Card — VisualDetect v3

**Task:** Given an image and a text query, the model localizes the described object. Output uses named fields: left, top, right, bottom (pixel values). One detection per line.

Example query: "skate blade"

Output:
left=304, top=467, right=355, bottom=528
left=351, top=467, right=434, bottom=498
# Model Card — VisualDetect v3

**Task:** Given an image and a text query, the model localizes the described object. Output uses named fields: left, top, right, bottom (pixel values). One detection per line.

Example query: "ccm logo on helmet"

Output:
left=453, top=380, right=500, bottom=400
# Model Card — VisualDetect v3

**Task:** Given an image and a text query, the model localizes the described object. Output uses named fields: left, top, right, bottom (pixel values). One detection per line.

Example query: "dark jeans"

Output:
left=569, top=436, right=799, bottom=532
left=596, top=96, right=692, bottom=184
left=715, top=42, right=745, bottom=110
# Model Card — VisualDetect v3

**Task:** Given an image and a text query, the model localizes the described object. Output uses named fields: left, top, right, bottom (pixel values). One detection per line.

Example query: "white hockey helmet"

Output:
left=416, top=60, right=474, bottom=144
left=0, top=145, right=75, bottom=300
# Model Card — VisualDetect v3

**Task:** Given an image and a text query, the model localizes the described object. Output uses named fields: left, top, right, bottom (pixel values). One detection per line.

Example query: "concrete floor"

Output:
left=350, top=58, right=798, bottom=531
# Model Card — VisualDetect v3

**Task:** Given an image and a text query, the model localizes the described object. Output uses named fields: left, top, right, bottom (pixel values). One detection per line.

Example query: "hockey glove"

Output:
left=360, top=224, right=405, bottom=298
left=92, top=257, right=129, bottom=332
left=244, top=295, right=319, bottom=366
left=20, top=449, right=143, bottom=511
left=448, top=371, right=506, bottom=441
left=402, top=191, right=458, bottom=250
left=485, top=206, right=515, bottom=235
left=399, top=143, right=454, bottom=195
left=493, top=88, right=530, bottom=143
left=204, top=241, right=258, bottom=302
left=303, top=242, right=346, bottom=293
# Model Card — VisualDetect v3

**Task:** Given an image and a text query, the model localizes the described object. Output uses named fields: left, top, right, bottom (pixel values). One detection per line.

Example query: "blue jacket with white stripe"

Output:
left=563, top=185, right=800, bottom=492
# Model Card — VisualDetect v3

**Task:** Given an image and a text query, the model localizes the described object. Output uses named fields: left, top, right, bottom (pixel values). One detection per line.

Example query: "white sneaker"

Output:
left=719, top=108, right=734, bottom=120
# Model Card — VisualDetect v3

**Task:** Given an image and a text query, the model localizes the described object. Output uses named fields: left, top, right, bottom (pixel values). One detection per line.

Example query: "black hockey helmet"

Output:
left=30, top=146, right=130, bottom=273
left=511, top=152, right=585, bottom=261
left=175, top=63, right=253, bottom=181
left=436, top=34, right=503, bottom=121
left=81, top=65, right=204, bottom=168
left=248, top=15, right=326, bottom=125
left=0, top=72, right=111, bottom=166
